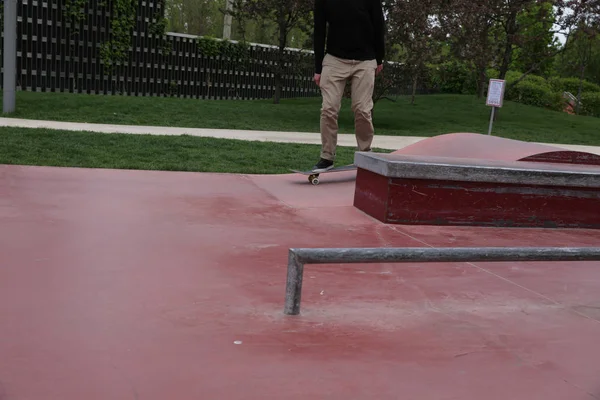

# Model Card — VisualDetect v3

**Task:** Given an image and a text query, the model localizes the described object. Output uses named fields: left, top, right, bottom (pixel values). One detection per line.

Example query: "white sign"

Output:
left=486, top=79, right=506, bottom=108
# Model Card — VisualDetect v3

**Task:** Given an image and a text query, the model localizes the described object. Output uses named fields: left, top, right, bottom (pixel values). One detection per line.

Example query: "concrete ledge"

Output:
left=352, top=151, right=600, bottom=229
left=353, top=152, right=600, bottom=188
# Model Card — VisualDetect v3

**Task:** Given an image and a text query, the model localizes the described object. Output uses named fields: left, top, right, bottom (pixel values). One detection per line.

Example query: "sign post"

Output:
left=485, top=79, right=506, bottom=136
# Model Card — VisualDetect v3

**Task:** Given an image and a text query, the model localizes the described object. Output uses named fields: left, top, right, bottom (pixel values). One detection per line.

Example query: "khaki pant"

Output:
left=319, top=54, right=377, bottom=161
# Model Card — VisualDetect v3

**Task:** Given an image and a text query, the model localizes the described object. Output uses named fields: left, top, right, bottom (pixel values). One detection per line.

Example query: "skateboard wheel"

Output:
left=311, top=177, right=319, bottom=185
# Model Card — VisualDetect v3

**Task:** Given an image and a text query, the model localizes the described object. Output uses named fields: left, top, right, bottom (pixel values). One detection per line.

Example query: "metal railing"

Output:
left=284, top=247, right=600, bottom=315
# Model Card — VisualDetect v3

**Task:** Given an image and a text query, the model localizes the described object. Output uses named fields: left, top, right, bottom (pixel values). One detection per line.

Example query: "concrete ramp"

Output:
left=392, top=132, right=600, bottom=166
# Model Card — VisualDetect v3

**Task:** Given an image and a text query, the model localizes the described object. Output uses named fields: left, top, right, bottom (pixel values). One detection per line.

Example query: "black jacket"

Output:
left=313, top=0, right=385, bottom=74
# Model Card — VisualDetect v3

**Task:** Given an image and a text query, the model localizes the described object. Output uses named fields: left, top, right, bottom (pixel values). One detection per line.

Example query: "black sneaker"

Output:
left=312, top=158, right=334, bottom=172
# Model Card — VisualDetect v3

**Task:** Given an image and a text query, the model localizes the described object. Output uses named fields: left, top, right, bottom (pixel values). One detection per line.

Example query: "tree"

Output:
left=557, top=27, right=600, bottom=85
left=506, top=0, right=600, bottom=86
left=437, top=0, right=497, bottom=98
left=490, top=0, right=566, bottom=84
left=510, top=2, right=560, bottom=77
left=230, top=0, right=313, bottom=104
left=387, top=0, right=443, bottom=103
left=558, top=23, right=599, bottom=111
left=557, top=0, right=600, bottom=28
left=439, top=0, right=571, bottom=95
left=164, top=0, right=223, bottom=36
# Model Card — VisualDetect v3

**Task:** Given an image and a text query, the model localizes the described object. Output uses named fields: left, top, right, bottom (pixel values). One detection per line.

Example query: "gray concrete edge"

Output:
left=353, top=152, right=600, bottom=188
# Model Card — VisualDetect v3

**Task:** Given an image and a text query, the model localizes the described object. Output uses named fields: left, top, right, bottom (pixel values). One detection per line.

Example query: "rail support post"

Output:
left=284, top=250, right=304, bottom=315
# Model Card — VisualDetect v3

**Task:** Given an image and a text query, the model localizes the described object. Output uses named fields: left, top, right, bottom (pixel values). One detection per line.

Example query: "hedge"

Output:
left=549, top=77, right=600, bottom=95
left=505, top=80, right=564, bottom=111
left=581, top=92, right=600, bottom=117
left=502, top=71, right=564, bottom=111
left=426, top=61, right=477, bottom=94
left=422, top=64, right=600, bottom=116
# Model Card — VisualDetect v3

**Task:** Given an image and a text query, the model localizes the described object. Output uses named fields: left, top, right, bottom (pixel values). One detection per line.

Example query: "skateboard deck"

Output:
left=290, top=164, right=357, bottom=185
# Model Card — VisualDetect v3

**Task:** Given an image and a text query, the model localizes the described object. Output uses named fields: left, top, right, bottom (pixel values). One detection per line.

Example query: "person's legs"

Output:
left=315, top=55, right=351, bottom=170
left=350, top=59, right=377, bottom=153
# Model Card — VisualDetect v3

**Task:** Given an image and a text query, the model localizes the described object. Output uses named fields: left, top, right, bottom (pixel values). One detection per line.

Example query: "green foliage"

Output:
left=64, top=0, right=88, bottom=29
left=62, top=0, right=138, bottom=69
left=149, top=13, right=168, bottom=37
left=505, top=78, right=563, bottom=111
left=504, top=70, right=548, bottom=86
left=165, top=0, right=224, bottom=37
left=504, top=71, right=565, bottom=111
left=196, top=37, right=250, bottom=61
left=196, top=36, right=221, bottom=58
left=554, top=26, right=600, bottom=86
left=149, top=4, right=172, bottom=56
left=99, top=0, right=137, bottom=70
left=510, top=2, right=559, bottom=77
left=580, top=92, right=600, bottom=117
left=548, top=77, right=600, bottom=94
left=168, top=80, right=178, bottom=97
left=427, top=61, right=477, bottom=94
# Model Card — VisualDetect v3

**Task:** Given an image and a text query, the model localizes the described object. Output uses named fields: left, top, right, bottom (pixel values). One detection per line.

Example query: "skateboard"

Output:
left=290, top=164, right=357, bottom=185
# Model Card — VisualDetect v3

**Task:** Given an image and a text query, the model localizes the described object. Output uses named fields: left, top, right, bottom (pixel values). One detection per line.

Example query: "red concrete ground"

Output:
left=1, top=164, right=600, bottom=400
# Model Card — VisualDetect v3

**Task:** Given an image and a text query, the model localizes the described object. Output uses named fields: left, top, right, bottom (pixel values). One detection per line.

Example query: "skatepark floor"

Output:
left=1, top=164, right=600, bottom=399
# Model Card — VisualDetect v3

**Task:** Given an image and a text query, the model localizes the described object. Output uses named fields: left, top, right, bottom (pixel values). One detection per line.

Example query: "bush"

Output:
left=497, top=71, right=564, bottom=111
left=580, top=92, right=600, bottom=117
left=548, top=77, right=600, bottom=94
left=504, top=71, right=548, bottom=87
left=505, top=80, right=564, bottom=111
left=427, top=61, right=477, bottom=94
left=486, top=68, right=499, bottom=79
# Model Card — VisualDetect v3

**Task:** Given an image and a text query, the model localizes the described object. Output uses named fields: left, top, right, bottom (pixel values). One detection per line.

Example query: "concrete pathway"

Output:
left=1, top=116, right=599, bottom=154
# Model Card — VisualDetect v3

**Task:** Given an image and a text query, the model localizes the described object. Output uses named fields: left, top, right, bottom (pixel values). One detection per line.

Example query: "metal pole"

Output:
left=292, top=247, right=600, bottom=264
left=3, top=0, right=18, bottom=114
left=284, top=247, right=600, bottom=315
left=284, top=251, right=304, bottom=315
left=487, top=106, right=495, bottom=135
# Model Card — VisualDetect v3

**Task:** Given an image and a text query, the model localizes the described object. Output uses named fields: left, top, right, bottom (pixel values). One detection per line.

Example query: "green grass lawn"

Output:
left=4, top=90, right=600, bottom=146
left=0, top=127, right=390, bottom=174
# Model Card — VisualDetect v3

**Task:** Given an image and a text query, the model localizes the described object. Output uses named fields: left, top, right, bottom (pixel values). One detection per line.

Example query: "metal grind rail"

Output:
left=283, top=247, right=600, bottom=315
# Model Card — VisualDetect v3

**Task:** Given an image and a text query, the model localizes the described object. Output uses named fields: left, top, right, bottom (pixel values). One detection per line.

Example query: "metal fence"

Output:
left=284, top=246, right=600, bottom=315
left=0, top=0, right=419, bottom=100
left=0, top=0, right=320, bottom=99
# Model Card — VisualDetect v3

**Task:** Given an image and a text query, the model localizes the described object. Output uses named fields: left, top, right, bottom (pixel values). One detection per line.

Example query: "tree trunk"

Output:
left=575, top=36, right=593, bottom=114
left=475, top=26, right=490, bottom=99
left=495, top=13, right=518, bottom=121
left=273, top=14, right=288, bottom=105
left=477, top=66, right=487, bottom=99
left=498, top=11, right=518, bottom=80
left=498, top=44, right=513, bottom=80
left=411, top=74, right=418, bottom=105
left=576, top=63, right=585, bottom=114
